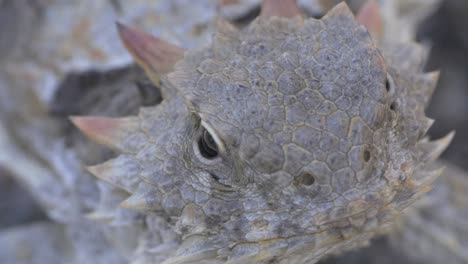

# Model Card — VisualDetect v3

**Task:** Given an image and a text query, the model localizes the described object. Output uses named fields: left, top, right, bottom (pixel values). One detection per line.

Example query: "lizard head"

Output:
left=72, top=1, right=453, bottom=263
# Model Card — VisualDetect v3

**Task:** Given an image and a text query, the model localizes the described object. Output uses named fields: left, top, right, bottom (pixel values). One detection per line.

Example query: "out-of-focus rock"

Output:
left=2, top=0, right=218, bottom=105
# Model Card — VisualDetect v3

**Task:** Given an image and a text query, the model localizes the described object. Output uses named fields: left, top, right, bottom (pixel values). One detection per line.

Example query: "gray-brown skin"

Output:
left=70, top=2, right=452, bottom=264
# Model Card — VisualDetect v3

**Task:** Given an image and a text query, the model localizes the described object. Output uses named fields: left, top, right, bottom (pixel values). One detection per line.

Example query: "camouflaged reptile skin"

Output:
left=0, top=1, right=457, bottom=264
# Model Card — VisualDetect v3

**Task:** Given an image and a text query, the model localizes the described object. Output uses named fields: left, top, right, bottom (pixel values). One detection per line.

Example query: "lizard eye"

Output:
left=195, top=121, right=222, bottom=161
left=199, top=127, right=218, bottom=159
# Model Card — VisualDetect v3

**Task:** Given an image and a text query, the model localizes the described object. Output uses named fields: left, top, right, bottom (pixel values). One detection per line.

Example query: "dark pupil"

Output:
left=199, top=128, right=218, bottom=159
left=385, top=78, right=390, bottom=92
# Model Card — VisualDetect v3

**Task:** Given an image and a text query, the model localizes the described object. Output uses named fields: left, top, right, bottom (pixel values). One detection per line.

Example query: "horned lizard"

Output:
left=0, top=0, right=459, bottom=263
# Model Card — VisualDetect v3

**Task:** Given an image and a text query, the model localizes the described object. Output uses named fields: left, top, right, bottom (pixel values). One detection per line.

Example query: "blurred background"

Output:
left=0, top=0, right=467, bottom=263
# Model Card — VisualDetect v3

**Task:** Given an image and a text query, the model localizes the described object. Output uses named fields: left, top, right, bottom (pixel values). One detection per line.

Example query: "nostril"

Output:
left=299, top=172, right=316, bottom=186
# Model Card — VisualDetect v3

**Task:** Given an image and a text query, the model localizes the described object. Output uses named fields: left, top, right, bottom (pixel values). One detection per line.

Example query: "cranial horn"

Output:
left=260, top=0, right=302, bottom=18
left=116, top=22, right=185, bottom=84
left=357, top=0, right=383, bottom=38
left=70, top=116, right=142, bottom=153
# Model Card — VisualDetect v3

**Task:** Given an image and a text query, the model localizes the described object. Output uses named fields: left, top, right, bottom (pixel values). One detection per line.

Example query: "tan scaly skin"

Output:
left=0, top=1, right=456, bottom=264
left=69, top=1, right=454, bottom=263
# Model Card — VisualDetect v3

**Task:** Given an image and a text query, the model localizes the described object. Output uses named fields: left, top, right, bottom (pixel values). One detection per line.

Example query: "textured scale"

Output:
left=67, top=1, right=453, bottom=264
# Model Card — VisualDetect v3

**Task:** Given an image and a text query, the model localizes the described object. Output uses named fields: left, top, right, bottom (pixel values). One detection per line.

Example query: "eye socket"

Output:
left=385, top=73, right=394, bottom=93
left=198, top=126, right=219, bottom=159
left=385, top=78, right=391, bottom=92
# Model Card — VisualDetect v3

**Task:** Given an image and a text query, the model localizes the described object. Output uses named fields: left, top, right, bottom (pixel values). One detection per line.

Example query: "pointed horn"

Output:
left=419, top=131, right=455, bottom=163
left=412, top=167, right=445, bottom=189
left=322, top=2, right=355, bottom=21
left=393, top=164, right=445, bottom=211
left=87, top=155, right=141, bottom=193
left=85, top=210, right=115, bottom=222
left=215, top=17, right=238, bottom=35
left=119, top=195, right=147, bottom=210
left=420, top=117, right=435, bottom=137
left=162, top=235, right=219, bottom=264
left=357, top=0, right=382, bottom=39
left=260, top=0, right=302, bottom=18
left=116, top=22, right=185, bottom=83
left=119, top=182, right=162, bottom=211
left=419, top=71, right=440, bottom=107
left=70, top=116, right=143, bottom=153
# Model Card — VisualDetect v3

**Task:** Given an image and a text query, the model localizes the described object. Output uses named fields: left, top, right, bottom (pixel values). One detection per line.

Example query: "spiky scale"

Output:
left=215, top=17, right=238, bottom=35
left=163, top=235, right=220, bottom=264
left=71, top=116, right=144, bottom=153
left=260, top=0, right=302, bottom=18
left=412, top=167, right=445, bottom=190
left=323, top=1, right=355, bottom=20
left=87, top=155, right=142, bottom=193
left=419, top=71, right=441, bottom=107
left=418, top=131, right=455, bottom=163
left=86, top=210, right=116, bottom=222
left=116, top=22, right=185, bottom=97
left=120, top=182, right=162, bottom=211
left=421, top=117, right=435, bottom=136
left=356, top=0, right=382, bottom=38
